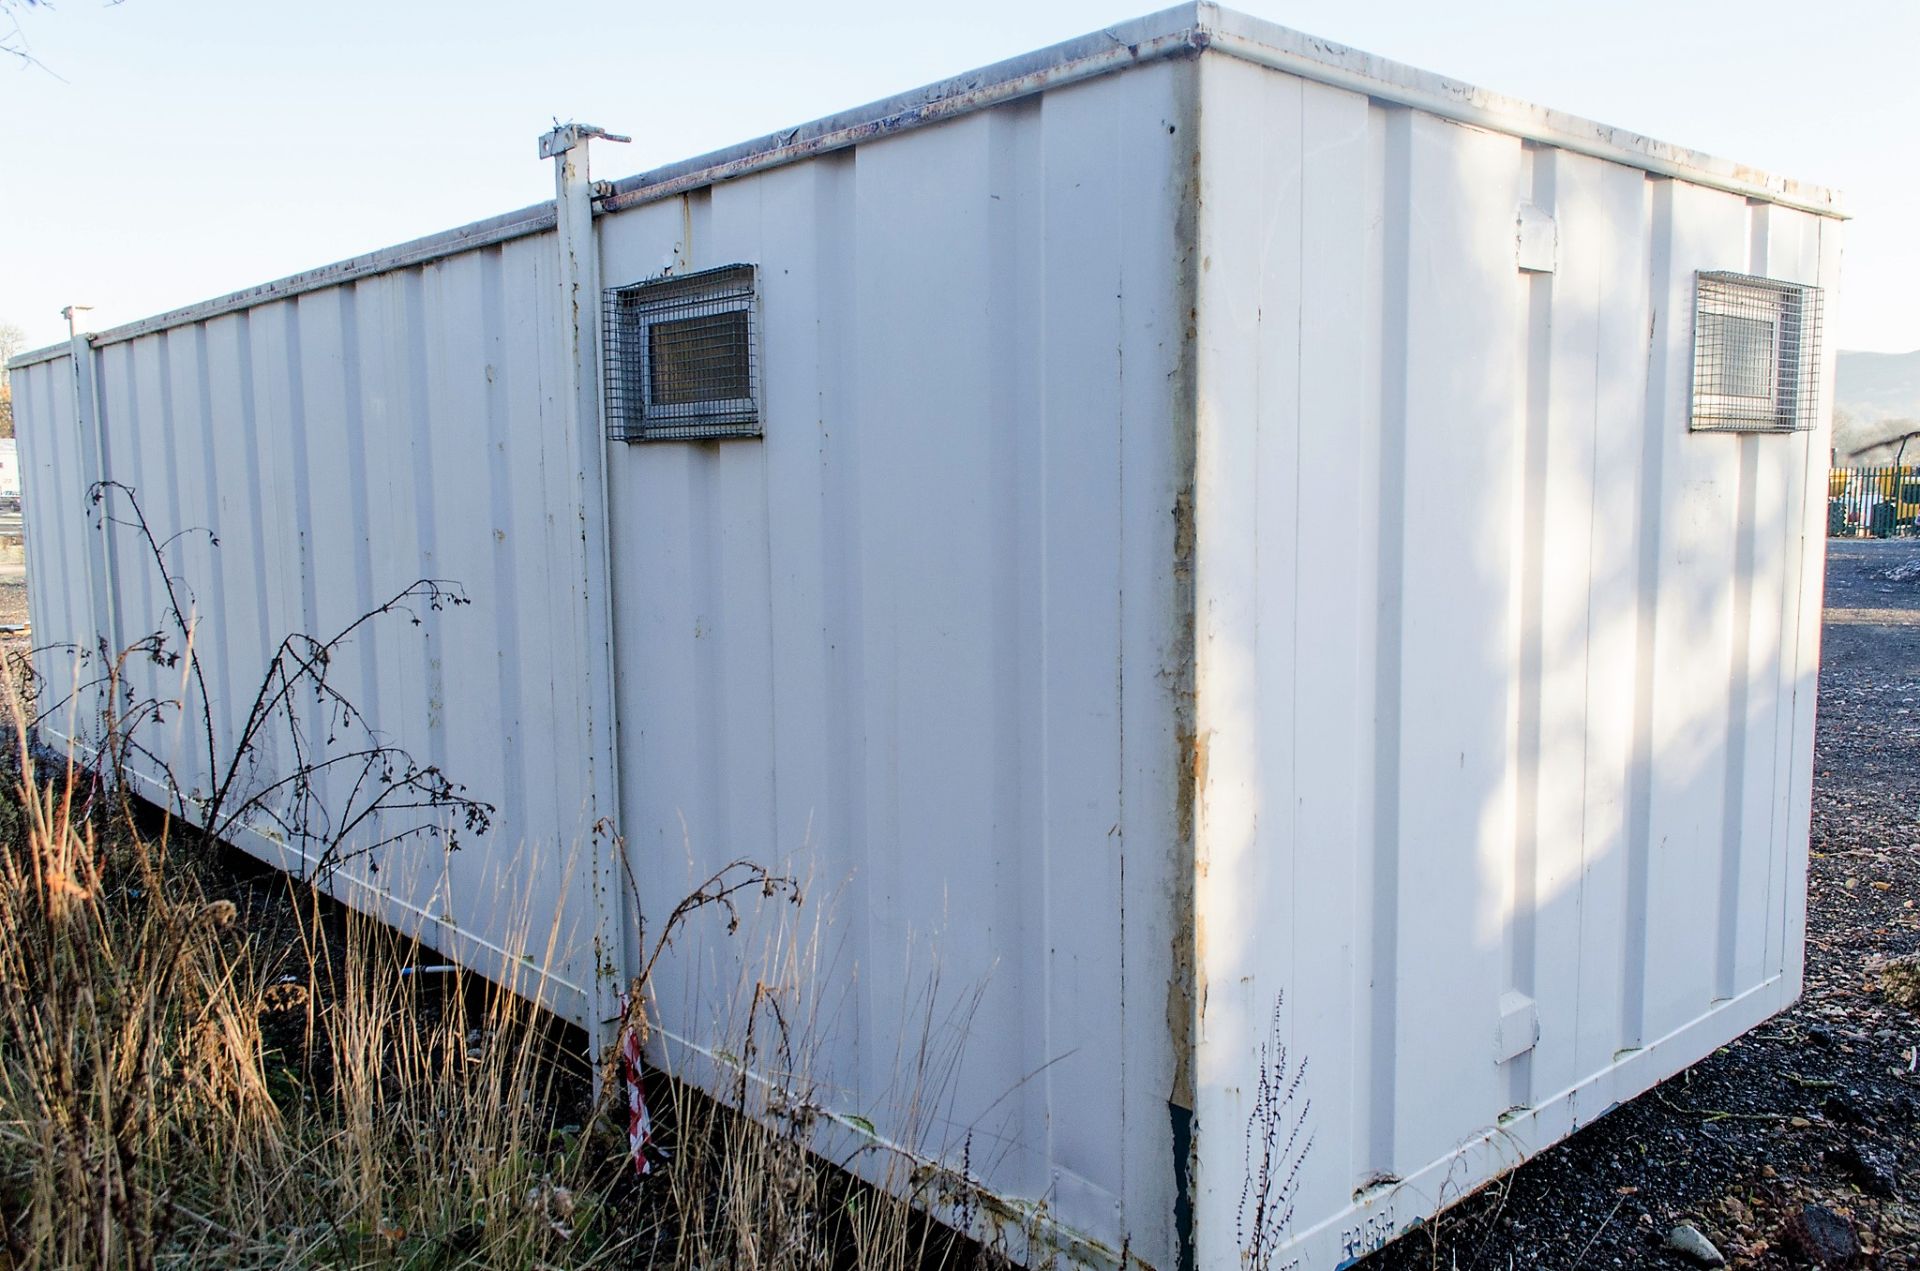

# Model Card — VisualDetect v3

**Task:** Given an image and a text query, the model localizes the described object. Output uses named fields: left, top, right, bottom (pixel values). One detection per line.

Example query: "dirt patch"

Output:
left=0, top=579, right=25, bottom=629
left=0, top=554, right=28, bottom=666
left=1363, top=539, right=1920, bottom=1270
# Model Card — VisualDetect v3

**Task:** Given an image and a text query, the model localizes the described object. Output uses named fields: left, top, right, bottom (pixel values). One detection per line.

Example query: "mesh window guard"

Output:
left=1689, top=270, right=1823, bottom=434
left=604, top=264, right=760, bottom=442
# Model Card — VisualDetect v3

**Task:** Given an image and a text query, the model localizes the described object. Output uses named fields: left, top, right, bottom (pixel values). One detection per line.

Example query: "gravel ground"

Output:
left=0, top=570, right=26, bottom=621
left=0, top=565, right=29, bottom=668
left=1365, top=537, right=1920, bottom=1271
left=0, top=579, right=25, bottom=629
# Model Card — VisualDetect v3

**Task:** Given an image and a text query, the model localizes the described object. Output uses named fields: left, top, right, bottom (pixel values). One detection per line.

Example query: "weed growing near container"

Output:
left=0, top=658, right=999, bottom=1267
left=63, top=479, right=495, bottom=880
left=0, top=485, right=1013, bottom=1268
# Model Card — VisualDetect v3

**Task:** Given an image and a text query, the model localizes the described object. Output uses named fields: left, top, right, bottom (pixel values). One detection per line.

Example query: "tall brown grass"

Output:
left=0, top=659, right=986, bottom=1270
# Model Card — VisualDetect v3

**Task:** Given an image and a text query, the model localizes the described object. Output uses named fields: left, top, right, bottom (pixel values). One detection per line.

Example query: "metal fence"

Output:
left=1829, top=466, right=1920, bottom=538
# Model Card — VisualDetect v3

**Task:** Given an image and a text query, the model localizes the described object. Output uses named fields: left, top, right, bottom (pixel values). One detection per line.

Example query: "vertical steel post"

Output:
left=542, top=122, right=631, bottom=1078
left=66, top=328, right=121, bottom=743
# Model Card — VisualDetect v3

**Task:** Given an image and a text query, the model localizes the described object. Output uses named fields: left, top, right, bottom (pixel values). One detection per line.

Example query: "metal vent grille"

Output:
left=604, top=264, right=760, bottom=442
left=1689, top=270, right=1823, bottom=434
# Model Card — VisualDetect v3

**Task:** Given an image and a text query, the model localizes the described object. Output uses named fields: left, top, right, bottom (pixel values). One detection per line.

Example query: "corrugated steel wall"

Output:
left=1189, top=54, right=1837, bottom=1268
left=13, top=56, right=1198, bottom=1269
left=595, top=59, right=1191, bottom=1263
left=16, top=231, right=611, bottom=1026
left=14, top=358, right=103, bottom=737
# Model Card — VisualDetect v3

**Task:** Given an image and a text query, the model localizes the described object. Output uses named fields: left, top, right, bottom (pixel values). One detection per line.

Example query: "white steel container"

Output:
left=8, top=7, right=1842, bottom=1267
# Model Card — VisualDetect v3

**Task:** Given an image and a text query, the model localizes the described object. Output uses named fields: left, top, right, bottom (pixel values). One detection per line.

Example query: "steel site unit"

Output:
left=9, top=6, right=1841, bottom=1267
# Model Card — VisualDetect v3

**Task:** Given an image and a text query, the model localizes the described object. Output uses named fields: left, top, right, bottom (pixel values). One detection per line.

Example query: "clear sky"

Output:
left=3, top=0, right=1914, bottom=355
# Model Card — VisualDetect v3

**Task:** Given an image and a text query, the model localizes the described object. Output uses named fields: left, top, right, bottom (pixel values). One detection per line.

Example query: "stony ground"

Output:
left=0, top=569, right=26, bottom=632
left=1366, top=537, right=1920, bottom=1270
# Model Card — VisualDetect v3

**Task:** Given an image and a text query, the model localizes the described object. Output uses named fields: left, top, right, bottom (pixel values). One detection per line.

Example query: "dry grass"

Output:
left=0, top=660, right=986, bottom=1271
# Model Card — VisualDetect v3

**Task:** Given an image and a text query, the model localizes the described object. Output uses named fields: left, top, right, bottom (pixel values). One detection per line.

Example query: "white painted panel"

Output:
left=1290, top=78, right=1381, bottom=1236
left=597, top=58, right=1191, bottom=1269
left=1772, top=208, right=1839, bottom=993
left=16, top=238, right=604, bottom=1027
left=1634, top=182, right=1746, bottom=1048
left=1190, top=50, right=1835, bottom=1271
left=1774, top=214, right=1835, bottom=990
left=1188, top=57, right=1388, bottom=1251
left=1572, top=163, right=1655, bottom=1093
left=159, top=327, right=220, bottom=806
left=1521, top=146, right=1604, bottom=1109
left=96, top=341, right=162, bottom=728
left=201, top=312, right=282, bottom=796
left=1384, top=107, right=1529, bottom=1177
left=15, top=355, right=108, bottom=745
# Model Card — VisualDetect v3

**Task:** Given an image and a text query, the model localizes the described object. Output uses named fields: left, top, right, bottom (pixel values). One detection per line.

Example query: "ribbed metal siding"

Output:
left=1189, top=55, right=1838, bottom=1269
left=18, top=235, right=608, bottom=1024
left=596, top=60, right=1191, bottom=1265
left=14, top=56, right=1197, bottom=1270
left=14, top=357, right=105, bottom=740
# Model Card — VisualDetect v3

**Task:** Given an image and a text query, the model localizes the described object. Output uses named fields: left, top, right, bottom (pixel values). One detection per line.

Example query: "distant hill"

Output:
left=1835, top=350, right=1920, bottom=463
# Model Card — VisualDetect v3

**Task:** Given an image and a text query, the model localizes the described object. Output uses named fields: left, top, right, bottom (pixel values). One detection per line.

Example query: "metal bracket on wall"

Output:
left=1515, top=202, right=1556, bottom=274
left=539, top=122, right=632, bottom=160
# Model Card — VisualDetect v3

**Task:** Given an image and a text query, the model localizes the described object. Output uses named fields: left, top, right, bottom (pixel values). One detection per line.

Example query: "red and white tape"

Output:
left=618, top=992, right=655, bottom=1175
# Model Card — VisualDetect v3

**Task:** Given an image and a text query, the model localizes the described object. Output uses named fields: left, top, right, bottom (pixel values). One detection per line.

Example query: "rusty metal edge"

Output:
left=1201, top=6, right=1847, bottom=220
left=7, top=202, right=559, bottom=369
left=593, top=13, right=1211, bottom=214
left=11, top=0, right=1848, bottom=372
left=9, top=6, right=1212, bottom=372
left=597, top=3, right=1847, bottom=221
